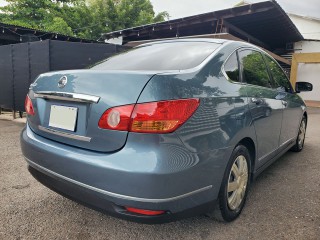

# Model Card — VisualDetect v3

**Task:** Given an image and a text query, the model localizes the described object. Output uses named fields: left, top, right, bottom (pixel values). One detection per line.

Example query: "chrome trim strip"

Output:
left=280, top=137, right=296, bottom=148
left=258, top=137, right=296, bottom=161
left=34, top=91, right=100, bottom=103
left=38, top=126, right=91, bottom=142
left=25, top=157, right=212, bottom=203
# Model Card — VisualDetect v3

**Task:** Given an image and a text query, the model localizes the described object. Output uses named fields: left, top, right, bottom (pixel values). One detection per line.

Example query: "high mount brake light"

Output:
left=98, top=98, right=200, bottom=133
left=25, top=95, right=35, bottom=116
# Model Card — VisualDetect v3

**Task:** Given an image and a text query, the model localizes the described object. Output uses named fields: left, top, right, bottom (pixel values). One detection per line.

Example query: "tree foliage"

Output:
left=88, top=0, right=169, bottom=40
left=0, top=0, right=168, bottom=40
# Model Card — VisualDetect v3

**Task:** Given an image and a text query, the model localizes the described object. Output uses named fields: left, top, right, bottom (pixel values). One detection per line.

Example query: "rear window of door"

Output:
left=238, top=49, right=272, bottom=88
left=264, top=54, right=293, bottom=92
left=223, top=51, right=240, bottom=82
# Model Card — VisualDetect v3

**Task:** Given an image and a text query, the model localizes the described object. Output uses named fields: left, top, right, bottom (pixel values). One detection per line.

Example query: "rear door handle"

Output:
left=251, top=97, right=262, bottom=105
left=282, top=100, right=288, bottom=107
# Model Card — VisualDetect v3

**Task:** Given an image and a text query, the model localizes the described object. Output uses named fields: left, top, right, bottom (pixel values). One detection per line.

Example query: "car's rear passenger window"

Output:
left=239, top=50, right=272, bottom=88
left=264, top=55, right=293, bottom=93
left=224, top=52, right=240, bottom=82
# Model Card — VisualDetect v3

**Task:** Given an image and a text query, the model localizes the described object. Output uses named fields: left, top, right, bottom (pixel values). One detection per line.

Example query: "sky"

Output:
left=0, top=0, right=319, bottom=19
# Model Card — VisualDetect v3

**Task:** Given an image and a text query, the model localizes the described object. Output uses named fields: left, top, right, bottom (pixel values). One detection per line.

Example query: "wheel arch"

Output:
left=303, top=111, right=308, bottom=125
left=238, top=137, right=256, bottom=177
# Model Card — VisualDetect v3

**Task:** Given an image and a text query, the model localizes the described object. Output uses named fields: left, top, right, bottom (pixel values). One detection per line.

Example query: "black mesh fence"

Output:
left=0, top=45, right=14, bottom=110
left=0, top=40, right=129, bottom=112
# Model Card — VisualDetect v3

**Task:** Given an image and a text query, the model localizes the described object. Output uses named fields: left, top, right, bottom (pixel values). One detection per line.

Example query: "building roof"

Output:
left=0, top=22, right=96, bottom=45
left=102, top=0, right=303, bottom=51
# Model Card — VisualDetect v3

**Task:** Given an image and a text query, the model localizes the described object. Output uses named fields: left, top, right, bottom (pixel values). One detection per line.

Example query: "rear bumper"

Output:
left=28, top=164, right=215, bottom=223
left=21, top=124, right=232, bottom=223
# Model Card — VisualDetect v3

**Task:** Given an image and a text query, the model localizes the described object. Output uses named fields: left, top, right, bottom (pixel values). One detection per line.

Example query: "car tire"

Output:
left=291, top=116, right=307, bottom=152
left=207, top=145, right=251, bottom=222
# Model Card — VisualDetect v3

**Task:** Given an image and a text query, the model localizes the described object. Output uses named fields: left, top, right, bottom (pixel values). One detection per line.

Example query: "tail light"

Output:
left=125, top=207, right=166, bottom=216
left=25, top=95, right=35, bottom=116
left=98, top=105, right=134, bottom=131
left=99, top=98, right=199, bottom=133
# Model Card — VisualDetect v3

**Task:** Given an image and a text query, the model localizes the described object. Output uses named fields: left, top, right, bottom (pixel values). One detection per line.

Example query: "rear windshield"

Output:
left=91, top=41, right=221, bottom=71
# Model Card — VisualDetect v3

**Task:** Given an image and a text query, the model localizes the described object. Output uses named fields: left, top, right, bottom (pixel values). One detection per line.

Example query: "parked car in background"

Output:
left=21, top=39, right=312, bottom=223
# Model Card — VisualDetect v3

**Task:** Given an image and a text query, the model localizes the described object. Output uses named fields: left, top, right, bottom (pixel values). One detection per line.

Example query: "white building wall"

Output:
left=297, top=63, right=320, bottom=101
left=289, top=14, right=320, bottom=40
left=293, top=41, right=320, bottom=102
left=294, top=41, right=320, bottom=53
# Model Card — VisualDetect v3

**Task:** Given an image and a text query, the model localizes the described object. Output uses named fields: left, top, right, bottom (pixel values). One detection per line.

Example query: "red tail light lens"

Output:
left=25, top=95, right=35, bottom=116
left=131, top=98, right=200, bottom=133
left=125, top=207, right=165, bottom=216
left=98, top=105, right=134, bottom=131
left=98, top=98, right=199, bottom=133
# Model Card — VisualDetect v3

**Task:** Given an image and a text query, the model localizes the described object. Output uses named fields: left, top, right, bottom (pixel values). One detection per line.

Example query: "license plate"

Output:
left=49, top=105, right=78, bottom=131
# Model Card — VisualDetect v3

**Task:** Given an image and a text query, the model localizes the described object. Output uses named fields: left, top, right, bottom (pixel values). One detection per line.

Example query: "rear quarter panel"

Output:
left=137, top=42, right=257, bottom=160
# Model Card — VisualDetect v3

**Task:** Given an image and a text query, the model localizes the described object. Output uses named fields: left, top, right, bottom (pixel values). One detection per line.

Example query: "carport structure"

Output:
left=290, top=52, right=320, bottom=107
left=102, top=0, right=303, bottom=71
left=290, top=53, right=320, bottom=86
left=0, top=22, right=95, bottom=45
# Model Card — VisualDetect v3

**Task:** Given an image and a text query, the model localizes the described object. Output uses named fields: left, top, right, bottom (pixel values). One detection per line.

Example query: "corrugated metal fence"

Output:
left=0, top=40, right=128, bottom=112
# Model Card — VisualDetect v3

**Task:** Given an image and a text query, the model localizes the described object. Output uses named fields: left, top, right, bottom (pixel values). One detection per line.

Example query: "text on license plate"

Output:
left=49, top=105, right=78, bottom=131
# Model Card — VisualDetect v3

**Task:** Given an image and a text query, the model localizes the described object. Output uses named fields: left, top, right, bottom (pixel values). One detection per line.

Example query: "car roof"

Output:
left=138, top=38, right=229, bottom=47
left=137, top=38, right=264, bottom=51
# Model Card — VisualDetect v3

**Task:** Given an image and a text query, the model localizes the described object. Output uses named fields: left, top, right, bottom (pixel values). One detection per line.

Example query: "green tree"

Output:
left=85, top=0, right=169, bottom=39
left=58, top=1, right=94, bottom=38
left=43, top=17, right=73, bottom=36
left=0, top=0, right=54, bottom=28
left=0, top=0, right=168, bottom=40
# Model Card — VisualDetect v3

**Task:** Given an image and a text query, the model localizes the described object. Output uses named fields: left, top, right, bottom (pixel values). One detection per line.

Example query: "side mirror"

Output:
left=295, top=82, right=313, bottom=93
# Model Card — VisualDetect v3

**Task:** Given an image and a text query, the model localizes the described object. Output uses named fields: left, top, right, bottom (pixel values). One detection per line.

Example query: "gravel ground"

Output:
left=0, top=109, right=319, bottom=240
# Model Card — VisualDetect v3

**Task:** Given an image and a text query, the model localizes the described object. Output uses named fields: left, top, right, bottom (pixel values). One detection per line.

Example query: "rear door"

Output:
left=263, top=54, right=303, bottom=147
left=238, top=49, right=284, bottom=167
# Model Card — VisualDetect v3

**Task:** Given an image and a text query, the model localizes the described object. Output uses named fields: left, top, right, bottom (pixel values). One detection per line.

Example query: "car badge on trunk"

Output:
left=58, top=76, right=68, bottom=88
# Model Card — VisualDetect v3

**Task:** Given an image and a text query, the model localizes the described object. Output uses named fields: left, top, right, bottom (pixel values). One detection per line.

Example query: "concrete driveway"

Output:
left=0, top=109, right=319, bottom=240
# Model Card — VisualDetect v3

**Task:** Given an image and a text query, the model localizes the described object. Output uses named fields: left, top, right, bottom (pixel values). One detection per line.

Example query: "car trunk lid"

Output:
left=27, top=70, right=156, bottom=152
